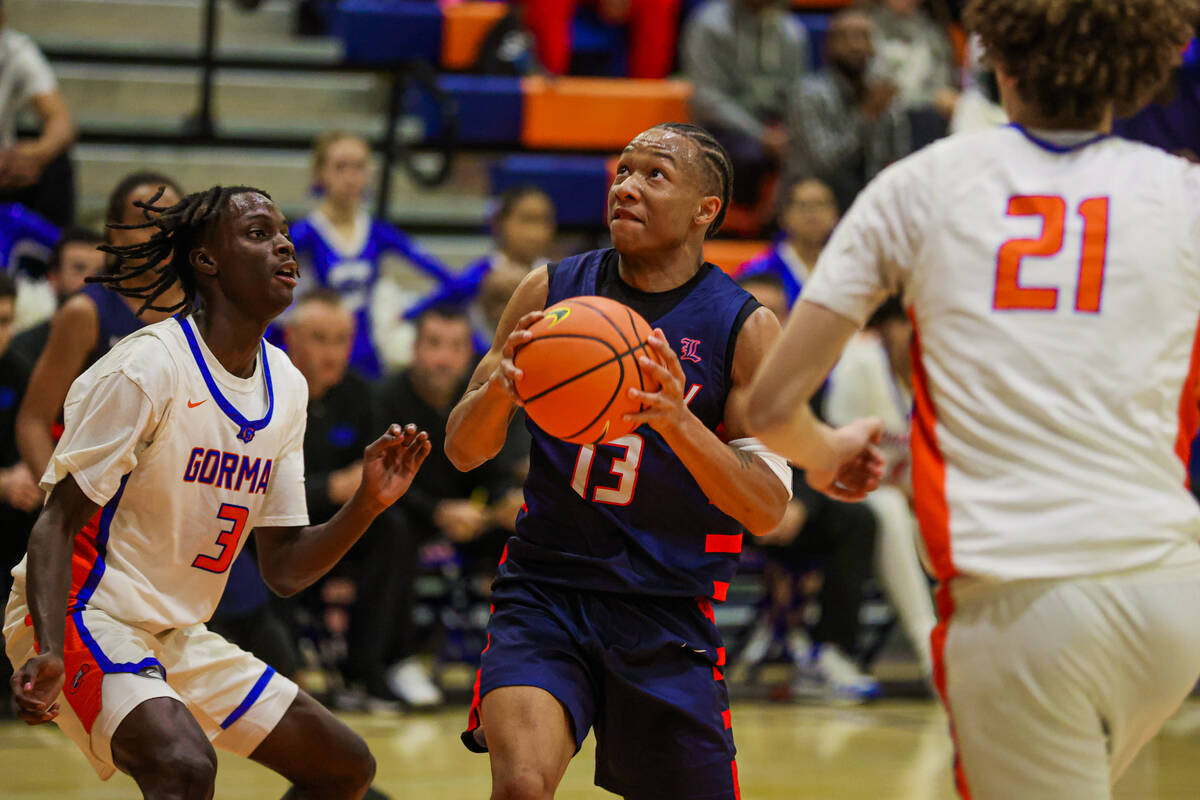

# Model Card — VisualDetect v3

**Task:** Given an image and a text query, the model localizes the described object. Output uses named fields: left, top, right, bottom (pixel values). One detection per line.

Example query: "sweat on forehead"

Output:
left=625, top=129, right=715, bottom=193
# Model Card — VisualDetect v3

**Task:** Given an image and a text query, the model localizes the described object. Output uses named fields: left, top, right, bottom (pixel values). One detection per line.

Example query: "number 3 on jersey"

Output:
left=572, top=434, right=644, bottom=506
left=994, top=195, right=1109, bottom=313
left=192, top=503, right=249, bottom=573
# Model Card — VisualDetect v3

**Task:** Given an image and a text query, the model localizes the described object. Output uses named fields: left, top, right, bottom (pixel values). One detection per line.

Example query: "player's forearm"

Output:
left=25, top=516, right=73, bottom=657
left=749, top=403, right=841, bottom=474
left=258, top=490, right=384, bottom=597
left=662, top=416, right=789, bottom=536
left=445, top=379, right=514, bottom=471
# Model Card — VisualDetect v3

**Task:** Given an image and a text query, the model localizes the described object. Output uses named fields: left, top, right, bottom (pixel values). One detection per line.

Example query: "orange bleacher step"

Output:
left=442, top=2, right=509, bottom=70
left=521, top=77, right=692, bottom=151
left=704, top=240, right=769, bottom=274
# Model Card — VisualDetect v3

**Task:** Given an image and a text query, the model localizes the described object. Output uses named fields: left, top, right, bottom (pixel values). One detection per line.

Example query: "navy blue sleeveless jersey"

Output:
left=499, top=248, right=760, bottom=599
left=82, top=283, right=143, bottom=369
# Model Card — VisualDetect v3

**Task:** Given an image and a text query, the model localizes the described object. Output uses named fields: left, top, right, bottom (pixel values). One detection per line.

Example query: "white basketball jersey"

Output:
left=803, top=125, right=1200, bottom=583
left=12, top=315, right=309, bottom=632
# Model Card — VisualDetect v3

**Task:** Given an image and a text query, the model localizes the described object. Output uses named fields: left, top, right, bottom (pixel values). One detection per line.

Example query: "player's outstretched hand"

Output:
left=11, top=652, right=64, bottom=725
left=624, top=329, right=687, bottom=437
left=358, top=423, right=432, bottom=512
left=807, top=417, right=886, bottom=502
left=491, top=310, right=545, bottom=407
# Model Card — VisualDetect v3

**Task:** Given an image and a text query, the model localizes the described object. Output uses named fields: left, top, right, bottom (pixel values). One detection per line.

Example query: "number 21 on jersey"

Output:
left=993, top=195, right=1110, bottom=313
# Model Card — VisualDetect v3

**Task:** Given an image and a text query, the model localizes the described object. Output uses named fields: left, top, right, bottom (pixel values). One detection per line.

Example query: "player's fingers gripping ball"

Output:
left=513, top=296, right=661, bottom=445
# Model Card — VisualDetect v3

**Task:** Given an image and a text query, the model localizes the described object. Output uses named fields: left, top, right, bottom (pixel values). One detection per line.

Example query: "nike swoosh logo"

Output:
left=187, top=399, right=207, bottom=408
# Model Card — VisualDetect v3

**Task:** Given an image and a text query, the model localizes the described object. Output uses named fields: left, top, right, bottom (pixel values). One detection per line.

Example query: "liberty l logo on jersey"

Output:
left=680, top=338, right=702, bottom=363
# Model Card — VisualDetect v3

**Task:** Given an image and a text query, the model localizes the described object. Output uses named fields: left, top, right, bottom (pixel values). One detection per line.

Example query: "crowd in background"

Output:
left=0, top=0, right=1198, bottom=713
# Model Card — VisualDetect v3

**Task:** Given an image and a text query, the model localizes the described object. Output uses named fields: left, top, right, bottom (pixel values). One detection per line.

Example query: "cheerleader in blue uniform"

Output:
left=289, top=132, right=453, bottom=378
left=405, top=184, right=556, bottom=353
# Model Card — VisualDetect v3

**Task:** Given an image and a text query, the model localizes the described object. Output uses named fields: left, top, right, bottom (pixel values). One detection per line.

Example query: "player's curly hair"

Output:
left=964, top=0, right=1199, bottom=128
left=88, top=184, right=271, bottom=316
left=652, top=122, right=733, bottom=238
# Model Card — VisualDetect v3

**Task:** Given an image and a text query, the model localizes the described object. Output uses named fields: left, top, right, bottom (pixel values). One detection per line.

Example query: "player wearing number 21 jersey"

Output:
left=746, top=2, right=1200, bottom=797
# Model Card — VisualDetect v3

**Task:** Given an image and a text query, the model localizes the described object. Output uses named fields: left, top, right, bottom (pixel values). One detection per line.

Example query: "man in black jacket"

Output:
left=280, top=288, right=413, bottom=707
left=376, top=305, right=524, bottom=704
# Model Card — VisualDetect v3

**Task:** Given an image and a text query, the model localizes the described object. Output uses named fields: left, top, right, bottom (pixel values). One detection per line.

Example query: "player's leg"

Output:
left=109, top=696, right=218, bottom=800
left=158, top=621, right=372, bottom=800
left=592, top=596, right=739, bottom=800
left=247, top=690, right=376, bottom=800
left=5, top=601, right=209, bottom=795
left=462, top=581, right=596, bottom=800
left=480, top=686, right=576, bottom=800
left=940, top=580, right=1115, bottom=800
left=1094, top=564, right=1200, bottom=783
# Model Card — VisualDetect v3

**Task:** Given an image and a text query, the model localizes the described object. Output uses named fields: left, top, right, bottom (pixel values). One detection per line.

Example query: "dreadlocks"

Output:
left=652, top=122, right=734, bottom=238
left=965, top=0, right=1199, bottom=128
left=89, top=184, right=271, bottom=316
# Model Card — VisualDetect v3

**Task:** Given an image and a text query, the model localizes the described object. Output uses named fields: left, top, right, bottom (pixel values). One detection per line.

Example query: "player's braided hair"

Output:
left=965, top=0, right=1199, bottom=128
left=88, top=185, right=270, bottom=316
left=652, top=122, right=733, bottom=238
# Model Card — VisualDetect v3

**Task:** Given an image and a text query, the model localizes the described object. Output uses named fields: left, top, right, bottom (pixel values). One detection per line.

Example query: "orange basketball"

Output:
left=513, top=296, right=661, bottom=445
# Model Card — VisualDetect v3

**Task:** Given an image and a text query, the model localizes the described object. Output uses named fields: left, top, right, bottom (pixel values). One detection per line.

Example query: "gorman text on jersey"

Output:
left=181, top=447, right=273, bottom=494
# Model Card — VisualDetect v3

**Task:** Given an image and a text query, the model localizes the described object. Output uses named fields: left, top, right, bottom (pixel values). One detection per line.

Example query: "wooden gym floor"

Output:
left=3, top=699, right=1199, bottom=798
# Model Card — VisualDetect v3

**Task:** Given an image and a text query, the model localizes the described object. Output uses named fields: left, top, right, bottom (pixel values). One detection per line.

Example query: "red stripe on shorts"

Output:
left=61, top=614, right=105, bottom=735
left=704, top=533, right=743, bottom=554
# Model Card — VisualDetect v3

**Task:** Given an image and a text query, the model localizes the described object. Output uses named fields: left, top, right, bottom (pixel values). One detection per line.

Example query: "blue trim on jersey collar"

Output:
left=1009, top=123, right=1109, bottom=153
left=177, top=316, right=274, bottom=444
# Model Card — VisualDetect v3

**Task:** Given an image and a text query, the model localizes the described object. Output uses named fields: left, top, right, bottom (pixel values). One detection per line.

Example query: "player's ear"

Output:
left=190, top=246, right=217, bottom=277
left=695, top=195, right=721, bottom=231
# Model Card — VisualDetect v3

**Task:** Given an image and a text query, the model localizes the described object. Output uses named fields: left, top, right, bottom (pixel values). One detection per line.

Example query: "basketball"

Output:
left=513, top=296, right=660, bottom=445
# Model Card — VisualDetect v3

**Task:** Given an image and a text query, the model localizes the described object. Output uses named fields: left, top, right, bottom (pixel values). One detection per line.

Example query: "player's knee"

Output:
left=149, top=742, right=217, bottom=799
left=326, top=730, right=375, bottom=791
left=492, top=768, right=555, bottom=800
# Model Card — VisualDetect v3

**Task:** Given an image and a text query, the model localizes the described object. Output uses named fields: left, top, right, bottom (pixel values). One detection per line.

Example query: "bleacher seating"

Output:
left=13, top=0, right=853, bottom=241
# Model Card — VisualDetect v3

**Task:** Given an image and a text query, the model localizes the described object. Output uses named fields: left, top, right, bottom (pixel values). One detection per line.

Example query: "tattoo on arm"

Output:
left=734, top=448, right=756, bottom=469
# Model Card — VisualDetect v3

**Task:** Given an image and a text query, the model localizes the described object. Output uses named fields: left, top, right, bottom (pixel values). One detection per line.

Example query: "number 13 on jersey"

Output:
left=993, top=195, right=1110, bottom=313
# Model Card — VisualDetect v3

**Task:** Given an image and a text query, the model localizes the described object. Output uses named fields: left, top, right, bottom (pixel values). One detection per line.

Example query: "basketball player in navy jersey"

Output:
left=446, top=123, right=883, bottom=799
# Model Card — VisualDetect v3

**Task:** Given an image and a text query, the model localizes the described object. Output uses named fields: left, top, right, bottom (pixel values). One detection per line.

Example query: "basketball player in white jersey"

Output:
left=746, top=1, right=1200, bottom=797
left=5, top=185, right=432, bottom=799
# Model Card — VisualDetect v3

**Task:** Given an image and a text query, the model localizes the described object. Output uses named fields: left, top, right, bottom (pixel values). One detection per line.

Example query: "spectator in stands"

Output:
left=375, top=305, right=523, bottom=706
left=738, top=271, right=881, bottom=702
left=10, top=227, right=103, bottom=366
left=472, top=2, right=542, bottom=76
left=823, top=296, right=936, bottom=680
left=407, top=184, right=556, bottom=353
left=525, top=0, right=681, bottom=79
left=1, top=203, right=61, bottom=327
left=290, top=131, right=454, bottom=379
left=950, top=33, right=1007, bottom=135
left=0, top=272, right=40, bottom=717
left=15, top=171, right=183, bottom=479
left=787, top=9, right=909, bottom=212
left=682, top=0, right=808, bottom=208
left=1115, top=45, right=1200, bottom=163
left=0, top=1, right=77, bottom=226
left=867, top=0, right=959, bottom=146
left=736, top=177, right=839, bottom=307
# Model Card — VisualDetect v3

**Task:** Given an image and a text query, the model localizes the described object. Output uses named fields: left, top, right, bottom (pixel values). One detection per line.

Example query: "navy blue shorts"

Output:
left=462, top=579, right=740, bottom=800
